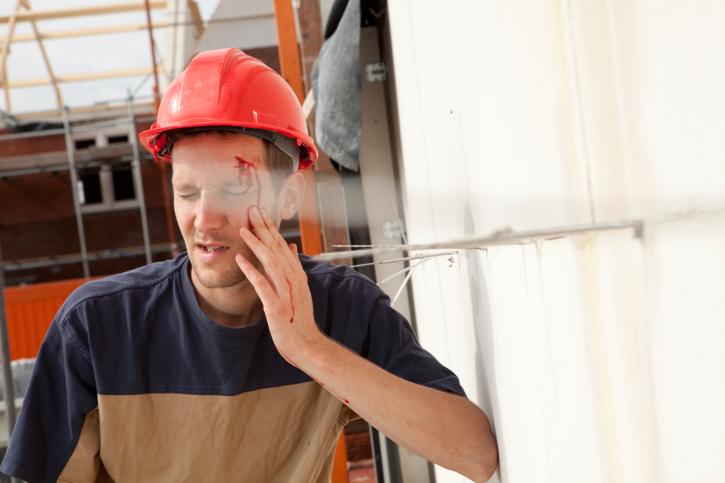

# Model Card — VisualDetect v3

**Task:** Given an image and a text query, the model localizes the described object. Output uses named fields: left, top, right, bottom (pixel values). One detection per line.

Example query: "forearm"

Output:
left=236, top=211, right=498, bottom=480
left=299, top=337, right=499, bottom=482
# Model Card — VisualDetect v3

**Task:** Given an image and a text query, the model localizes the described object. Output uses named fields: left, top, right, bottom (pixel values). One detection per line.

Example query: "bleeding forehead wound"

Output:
left=234, top=156, right=262, bottom=207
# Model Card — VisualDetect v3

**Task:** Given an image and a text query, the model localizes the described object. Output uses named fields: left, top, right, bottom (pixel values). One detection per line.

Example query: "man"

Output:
left=1, top=49, right=497, bottom=482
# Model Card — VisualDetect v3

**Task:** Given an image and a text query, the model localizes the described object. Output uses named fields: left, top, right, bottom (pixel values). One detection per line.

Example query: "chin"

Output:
left=192, top=263, right=246, bottom=289
left=188, top=251, right=245, bottom=289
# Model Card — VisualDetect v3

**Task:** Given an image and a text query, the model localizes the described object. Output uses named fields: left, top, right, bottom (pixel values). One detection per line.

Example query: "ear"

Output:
left=276, top=171, right=305, bottom=220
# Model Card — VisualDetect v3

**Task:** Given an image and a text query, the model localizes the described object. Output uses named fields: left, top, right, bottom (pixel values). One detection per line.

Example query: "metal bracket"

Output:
left=365, top=62, right=388, bottom=82
left=382, top=220, right=406, bottom=239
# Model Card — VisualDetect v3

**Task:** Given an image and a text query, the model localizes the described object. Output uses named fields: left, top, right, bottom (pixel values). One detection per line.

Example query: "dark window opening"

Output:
left=75, top=139, right=96, bottom=150
left=79, top=169, right=102, bottom=204
left=112, top=163, right=135, bottom=201
left=107, top=135, right=129, bottom=144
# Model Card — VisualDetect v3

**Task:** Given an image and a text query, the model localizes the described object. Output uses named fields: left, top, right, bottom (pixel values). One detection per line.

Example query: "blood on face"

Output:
left=234, top=156, right=262, bottom=208
left=234, top=156, right=263, bottom=231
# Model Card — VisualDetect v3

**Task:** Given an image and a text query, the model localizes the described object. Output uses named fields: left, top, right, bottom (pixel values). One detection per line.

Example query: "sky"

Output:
left=0, top=0, right=221, bottom=114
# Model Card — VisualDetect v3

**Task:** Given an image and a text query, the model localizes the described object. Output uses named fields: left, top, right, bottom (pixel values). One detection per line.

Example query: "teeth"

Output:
left=203, top=246, right=221, bottom=252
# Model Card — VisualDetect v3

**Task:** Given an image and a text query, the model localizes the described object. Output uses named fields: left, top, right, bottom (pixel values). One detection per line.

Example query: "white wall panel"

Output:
left=386, top=0, right=725, bottom=482
left=194, top=0, right=278, bottom=53
left=647, top=215, right=725, bottom=482
left=621, top=2, right=725, bottom=217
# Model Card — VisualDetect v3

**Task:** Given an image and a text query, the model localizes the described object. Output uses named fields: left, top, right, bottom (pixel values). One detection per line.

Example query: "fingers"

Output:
left=240, top=224, right=290, bottom=297
left=259, top=208, right=307, bottom=281
left=248, top=207, right=295, bottom=273
left=251, top=207, right=306, bottom=281
left=235, top=253, right=279, bottom=307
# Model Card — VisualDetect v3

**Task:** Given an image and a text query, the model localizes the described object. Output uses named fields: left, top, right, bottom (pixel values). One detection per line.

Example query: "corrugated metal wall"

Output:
left=385, top=1, right=725, bottom=482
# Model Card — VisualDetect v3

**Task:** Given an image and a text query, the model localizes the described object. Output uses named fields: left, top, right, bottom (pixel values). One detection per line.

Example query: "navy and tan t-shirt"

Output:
left=1, top=253, right=465, bottom=482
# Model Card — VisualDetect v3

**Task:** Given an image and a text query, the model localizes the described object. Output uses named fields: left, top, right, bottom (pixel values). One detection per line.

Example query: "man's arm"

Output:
left=304, top=334, right=498, bottom=481
left=236, top=207, right=499, bottom=482
left=1, top=317, right=100, bottom=483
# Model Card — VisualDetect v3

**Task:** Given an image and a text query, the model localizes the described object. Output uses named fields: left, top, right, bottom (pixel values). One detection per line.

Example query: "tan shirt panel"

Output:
left=58, top=408, right=101, bottom=482
left=95, top=381, right=353, bottom=482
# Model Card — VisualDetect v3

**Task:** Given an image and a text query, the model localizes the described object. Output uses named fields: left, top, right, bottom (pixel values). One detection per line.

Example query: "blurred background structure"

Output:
left=1, top=1, right=724, bottom=482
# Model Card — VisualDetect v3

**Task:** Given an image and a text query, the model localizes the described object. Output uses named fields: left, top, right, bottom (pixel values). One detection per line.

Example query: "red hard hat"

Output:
left=138, top=48, right=317, bottom=170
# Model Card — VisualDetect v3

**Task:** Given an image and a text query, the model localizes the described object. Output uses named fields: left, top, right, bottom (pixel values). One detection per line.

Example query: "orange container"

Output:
left=3, top=277, right=97, bottom=360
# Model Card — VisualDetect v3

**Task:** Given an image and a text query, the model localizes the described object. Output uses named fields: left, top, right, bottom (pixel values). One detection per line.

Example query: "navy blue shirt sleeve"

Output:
left=1, top=315, right=98, bottom=483
left=362, top=293, right=466, bottom=397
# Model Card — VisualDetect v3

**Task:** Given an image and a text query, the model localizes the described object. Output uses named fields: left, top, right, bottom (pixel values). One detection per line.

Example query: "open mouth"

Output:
left=197, top=243, right=230, bottom=259
left=200, top=245, right=226, bottom=253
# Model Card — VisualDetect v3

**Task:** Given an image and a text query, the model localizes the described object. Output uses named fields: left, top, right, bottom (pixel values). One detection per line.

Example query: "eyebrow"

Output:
left=172, top=182, right=196, bottom=191
left=221, top=179, right=250, bottom=188
left=172, top=180, right=255, bottom=190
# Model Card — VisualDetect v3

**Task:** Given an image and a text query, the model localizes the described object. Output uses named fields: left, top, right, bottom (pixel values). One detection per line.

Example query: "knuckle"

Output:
left=253, top=273, right=266, bottom=285
left=270, top=300, right=285, bottom=314
left=266, top=257, right=280, bottom=271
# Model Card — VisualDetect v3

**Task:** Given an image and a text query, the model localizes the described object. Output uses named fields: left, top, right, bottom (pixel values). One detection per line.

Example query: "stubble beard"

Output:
left=189, top=205, right=280, bottom=290
left=191, top=249, right=261, bottom=289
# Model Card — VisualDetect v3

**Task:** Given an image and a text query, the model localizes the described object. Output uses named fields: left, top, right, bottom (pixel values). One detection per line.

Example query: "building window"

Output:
left=79, top=168, right=103, bottom=204
left=112, top=163, right=136, bottom=201
left=78, top=161, right=139, bottom=213
left=75, top=138, right=96, bottom=150
left=107, top=134, right=129, bottom=144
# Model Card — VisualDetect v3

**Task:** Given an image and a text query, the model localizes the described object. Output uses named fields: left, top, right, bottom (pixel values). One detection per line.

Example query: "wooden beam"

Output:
left=273, top=0, right=305, bottom=102
left=186, top=0, right=204, bottom=38
left=6, top=21, right=168, bottom=43
left=11, top=100, right=155, bottom=120
left=29, top=21, right=62, bottom=106
left=0, top=0, right=23, bottom=111
left=273, top=0, right=324, bottom=257
left=0, top=1, right=167, bottom=24
left=297, top=0, right=324, bottom=94
left=3, top=15, right=273, bottom=44
left=21, top=0, right=62, bottom=107
left=8, top=67, right=156, bottom=88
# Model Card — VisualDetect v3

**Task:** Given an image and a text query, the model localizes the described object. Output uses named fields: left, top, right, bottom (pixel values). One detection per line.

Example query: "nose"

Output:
left=194, top=192, right=226, bottom=233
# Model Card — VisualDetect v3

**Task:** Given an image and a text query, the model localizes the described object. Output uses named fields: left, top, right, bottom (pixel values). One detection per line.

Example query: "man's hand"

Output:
left=236, top=205, right=499, bottom=482
left=235, top=206, right=325, bottom=367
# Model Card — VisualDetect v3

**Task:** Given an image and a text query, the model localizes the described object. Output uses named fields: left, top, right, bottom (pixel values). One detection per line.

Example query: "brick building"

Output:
left=0, top=106, right=179, bottom=286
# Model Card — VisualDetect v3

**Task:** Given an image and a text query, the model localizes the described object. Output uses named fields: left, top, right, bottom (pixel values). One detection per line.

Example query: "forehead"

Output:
left=170, top=132, right=267, bottom=172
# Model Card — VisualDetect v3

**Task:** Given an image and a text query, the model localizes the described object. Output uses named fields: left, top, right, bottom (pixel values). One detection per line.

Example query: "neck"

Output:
left=189, top=265, right=264, bottom=328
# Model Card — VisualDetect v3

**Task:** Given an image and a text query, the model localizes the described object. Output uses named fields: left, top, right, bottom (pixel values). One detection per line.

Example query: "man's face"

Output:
left=171, top=132, right=278, bottom=290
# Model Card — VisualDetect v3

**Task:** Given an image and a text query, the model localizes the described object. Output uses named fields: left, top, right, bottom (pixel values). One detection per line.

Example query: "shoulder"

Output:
left=57, top=253, right=188, bottom=324
left=299, top=255, right=392, bottom=345
left=299, top=254, right=381, bottom=294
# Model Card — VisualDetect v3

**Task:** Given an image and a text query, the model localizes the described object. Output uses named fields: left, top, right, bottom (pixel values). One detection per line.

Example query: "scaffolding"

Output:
left=0, top=97, right=168, bottom=274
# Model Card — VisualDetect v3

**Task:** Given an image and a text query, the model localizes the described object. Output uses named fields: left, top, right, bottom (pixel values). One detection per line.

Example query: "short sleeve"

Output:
left=1, top=317, right=99, bottom=483
left=362, top=294, right=466, bottom=397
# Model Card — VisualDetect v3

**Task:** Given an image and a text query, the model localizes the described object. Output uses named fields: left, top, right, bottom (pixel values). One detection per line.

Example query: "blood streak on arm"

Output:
left=275, top=345, right=350, bottom=404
